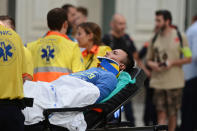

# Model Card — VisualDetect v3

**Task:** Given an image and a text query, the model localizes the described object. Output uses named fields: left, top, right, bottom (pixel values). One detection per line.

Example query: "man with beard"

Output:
left=147, top=10, right=192, bottom=131
left=62, top=4, right=78, bottom=42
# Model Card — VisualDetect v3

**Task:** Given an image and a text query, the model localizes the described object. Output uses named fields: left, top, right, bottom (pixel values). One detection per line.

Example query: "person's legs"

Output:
left=168, top=115, right=177, bottom=131
left=192, top=78, right=197, bottom=130
left=143, top=79, right=157, bottom=126
left=0, top=105, right=24, bottom=131
left=180, top=80, right=193, bottom=131
left=144, top=79, right=151, bottom=125
left=124, top=100, right=135, bottom=127
left=167, top=89, right=182, bottom=131
left=157, top=111, right=167, bottom=125
left=153, top=89, right=167, bottom=125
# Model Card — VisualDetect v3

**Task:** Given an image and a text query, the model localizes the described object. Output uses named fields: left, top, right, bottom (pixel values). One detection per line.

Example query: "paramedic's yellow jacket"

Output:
left=82, top=45, right=112, bottom=69
left=27, top=31, right=85, bottom=82
left=0, top=25, right=25, bottom=99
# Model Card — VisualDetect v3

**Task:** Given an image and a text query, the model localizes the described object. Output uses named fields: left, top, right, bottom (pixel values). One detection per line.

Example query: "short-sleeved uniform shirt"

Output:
left=27, top=31, right=85, bottom=82
left=0, top=25, right=26, bottom=99
left=82, top=45, right=112, bottom=70
left=70, top=67, right=118, bottom=102
left=147, top=28, right=189, bottom=89
left=102, top=34, right=137, bottom=54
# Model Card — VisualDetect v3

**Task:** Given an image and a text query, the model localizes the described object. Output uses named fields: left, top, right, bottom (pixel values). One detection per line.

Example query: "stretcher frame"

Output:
left=25, top=68, right=168, bottom=131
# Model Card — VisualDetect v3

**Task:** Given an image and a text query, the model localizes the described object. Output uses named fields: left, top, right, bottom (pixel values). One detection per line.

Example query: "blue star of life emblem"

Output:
left=41, top=45, right=55, bottom=62
left=0, top=41, right=13, bottom=61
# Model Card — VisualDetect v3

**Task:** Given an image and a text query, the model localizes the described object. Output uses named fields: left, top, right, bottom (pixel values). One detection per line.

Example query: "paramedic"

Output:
left=76, top=22, right=112, bottom=69
left=0, top=25, right=26, bottom=131
left=27, top=8, right=84, bottom=82
left=0, top=15, right=33, bottom=81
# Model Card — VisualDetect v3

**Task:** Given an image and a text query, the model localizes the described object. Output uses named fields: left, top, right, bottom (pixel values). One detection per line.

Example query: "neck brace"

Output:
left=97, top=56, right=120, bottom=77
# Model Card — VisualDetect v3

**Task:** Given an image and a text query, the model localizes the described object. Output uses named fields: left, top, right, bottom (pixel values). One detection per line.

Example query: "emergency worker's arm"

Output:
left=19, top=40, right=30, bottom=83
left=71, top=44, right=85, bottom=72
left=22, top=47, right=33, bottom=82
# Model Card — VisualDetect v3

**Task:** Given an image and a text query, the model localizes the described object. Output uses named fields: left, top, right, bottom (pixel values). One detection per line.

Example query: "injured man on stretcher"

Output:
left=23, top=49, right=135, bottom=130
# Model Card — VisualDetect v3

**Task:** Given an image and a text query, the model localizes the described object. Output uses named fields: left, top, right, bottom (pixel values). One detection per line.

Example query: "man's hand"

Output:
left=144, top=68, right=151, bottom=78
left=147, top=61, right=162, bottom=72
left=164, top=61, right=174, bottom=70
left=133, top=52, right=151, bottom=77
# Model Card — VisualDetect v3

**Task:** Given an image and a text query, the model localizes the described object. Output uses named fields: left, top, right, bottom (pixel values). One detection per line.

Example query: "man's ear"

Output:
left=119, top=63, right=126, bottom=71
left=63, top=21, right=68, bottom=29
left=166, top=19, right=170, bottom=26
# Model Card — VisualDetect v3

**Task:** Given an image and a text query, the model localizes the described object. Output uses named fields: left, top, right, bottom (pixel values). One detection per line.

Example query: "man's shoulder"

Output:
left=46, top=35, right=77, bottom=44
left=187, top=22, right=197, bottom=34
left=0, top=25, right=23, bottom=51
left=102, top=34, right=113, bottom=41
left=56, top=35, right=79, bottom=49
left=0, top=25, right=22, bottom=43
left=123, top=33, right=130, bottom=39
left=103, top=34, right=111, bottom=38
left=102, top=34, right=113, bottom=46
left=26, top=39, right=40, bottom=48
left=28, top=35, right=77, bottom=48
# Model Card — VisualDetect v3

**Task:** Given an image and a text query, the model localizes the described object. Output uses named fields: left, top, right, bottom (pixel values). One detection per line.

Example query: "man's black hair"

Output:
left=62, top=4, right=75, bottom=15
left=47, top=8, right=67, bottom=31
left=156, top=10, right=172, bottom=25
left=77, top=6, right=88, bottom=17
left=0, top=15, right=15, bottom=30
left=122, top=48, right=135, bottom=73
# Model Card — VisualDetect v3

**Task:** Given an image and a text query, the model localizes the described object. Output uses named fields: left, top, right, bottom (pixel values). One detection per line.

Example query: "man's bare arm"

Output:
left=133, top=52, right=151, bottom=77
left=166, top=57, right=192, bottom=69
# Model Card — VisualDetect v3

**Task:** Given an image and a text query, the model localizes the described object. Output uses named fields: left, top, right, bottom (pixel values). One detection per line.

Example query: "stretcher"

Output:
left=24, top=68, right=168, bottom=131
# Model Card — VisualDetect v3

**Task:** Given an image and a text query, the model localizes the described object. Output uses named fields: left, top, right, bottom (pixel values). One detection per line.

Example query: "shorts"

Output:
left=153, top=88, right=182, bottom=116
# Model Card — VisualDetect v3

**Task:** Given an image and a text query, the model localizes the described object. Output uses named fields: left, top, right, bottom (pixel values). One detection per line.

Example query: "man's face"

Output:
left=112, top=18, right=126, bottom=34
left=155, top=15, right=167, bottom=31
left=67, top=7, right=77, bottom=26
left=105, top=49, right=127, bottom=66
left=75, top=12, right=87, bottom=26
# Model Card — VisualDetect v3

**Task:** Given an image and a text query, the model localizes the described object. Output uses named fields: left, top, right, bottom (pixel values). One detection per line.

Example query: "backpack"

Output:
left=151, top=27, right=183, bottom=58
